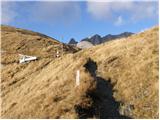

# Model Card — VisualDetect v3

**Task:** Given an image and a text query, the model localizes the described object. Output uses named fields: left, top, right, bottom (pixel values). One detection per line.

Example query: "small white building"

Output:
left=19, top=54, right=37, bottom=63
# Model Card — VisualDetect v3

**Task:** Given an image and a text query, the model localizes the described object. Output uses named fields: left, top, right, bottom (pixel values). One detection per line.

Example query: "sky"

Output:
left=1, top=0, right=159, bottom=43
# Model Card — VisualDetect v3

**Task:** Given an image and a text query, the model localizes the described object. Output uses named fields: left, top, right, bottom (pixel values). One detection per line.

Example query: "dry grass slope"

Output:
left=1, top=25, right=79, bottom=60
left=1, top=25, right=159, bottom=118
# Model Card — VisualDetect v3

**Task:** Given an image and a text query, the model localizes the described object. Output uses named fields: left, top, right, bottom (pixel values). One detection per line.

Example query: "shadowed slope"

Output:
left=82, top=58, right=131, bottom=118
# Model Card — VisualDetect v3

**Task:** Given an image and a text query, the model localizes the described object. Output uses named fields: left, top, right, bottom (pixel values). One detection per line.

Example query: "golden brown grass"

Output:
left=1, top=25, right=159, bottom=118
left=1, top=25, right=79, bottom=59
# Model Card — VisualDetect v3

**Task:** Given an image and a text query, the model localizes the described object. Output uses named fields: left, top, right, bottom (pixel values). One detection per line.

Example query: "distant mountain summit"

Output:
left=82, top=32, right=134, bottom=45
left=82, top=34, right=102, bottom=45
left=102, top=32, right=134, bottom=43
left=68, top=32, right=134, bottom=49
left=68, top=38, right=78, bottom=45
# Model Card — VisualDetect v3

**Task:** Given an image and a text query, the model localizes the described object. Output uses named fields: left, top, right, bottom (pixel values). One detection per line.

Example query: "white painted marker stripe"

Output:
left=76, top=70, right=80, bottom=86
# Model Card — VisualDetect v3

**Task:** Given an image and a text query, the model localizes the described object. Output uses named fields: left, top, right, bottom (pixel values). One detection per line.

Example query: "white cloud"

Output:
left=87, top=1, right=158, bottom=26
left=87, top=2, right=112, bottom=20
left=114, top=16, right=124, bottom=26
left=1, top=2, right=18, bottom=24
left=130, top=2, right=158, bottom=21
left=1, top=1, right=158, bottom=26
left=30, top=2, right=81, bottom=25
left=1, top=1, right=81, bottom=25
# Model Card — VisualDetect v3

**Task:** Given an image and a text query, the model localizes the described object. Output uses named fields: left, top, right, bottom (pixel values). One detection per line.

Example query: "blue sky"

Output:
left=1, top=0, right=159, bottom=43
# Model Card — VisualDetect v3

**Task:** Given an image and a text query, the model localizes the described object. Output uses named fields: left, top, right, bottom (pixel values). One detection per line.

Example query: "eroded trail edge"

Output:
left=75, top=58, right=131, bottom=119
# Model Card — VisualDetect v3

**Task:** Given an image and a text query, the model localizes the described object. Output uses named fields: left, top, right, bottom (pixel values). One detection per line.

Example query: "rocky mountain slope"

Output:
left=102, top=32, right=134, bottom=43
left=68, top=32, right=134, bottom=46
left=81, top=34, right=102, bottom=45
left=68, top=38, right=78, bottom=45
left=1, top=25, right=158, bottom=119
left=77, top=41, right=93, bottom=49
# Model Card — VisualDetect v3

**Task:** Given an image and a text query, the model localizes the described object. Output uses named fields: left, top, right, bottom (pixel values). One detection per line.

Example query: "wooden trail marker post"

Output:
left=56, top=50, right=60, bottom=58
left=76, top=70, right=80, bottom=86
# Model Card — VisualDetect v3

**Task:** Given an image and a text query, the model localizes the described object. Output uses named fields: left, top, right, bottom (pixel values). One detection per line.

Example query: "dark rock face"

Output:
left=90, top=34, right=102, bottom=45
left=81, top=32, right=134, bottom=45
left=102, top=32, right=134, bottom=43
left=68, top=32, right=134, bottom=46
left=81, top=34, right=102, bottom=45
left=68, top=38, right=78, bottom=45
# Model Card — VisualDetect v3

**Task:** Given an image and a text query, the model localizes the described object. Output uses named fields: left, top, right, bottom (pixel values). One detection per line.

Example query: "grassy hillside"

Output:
left=1, top=25, right=79, bottom=63
left=1, top=26, right=159, bottom=118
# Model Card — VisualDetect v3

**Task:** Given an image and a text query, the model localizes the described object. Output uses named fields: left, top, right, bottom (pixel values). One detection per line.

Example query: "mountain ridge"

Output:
left=68, top=32, right=134, bottom=46
left=1, top=25, right=79, bottom=60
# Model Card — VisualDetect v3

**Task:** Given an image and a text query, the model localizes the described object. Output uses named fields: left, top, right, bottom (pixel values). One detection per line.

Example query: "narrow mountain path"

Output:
left=75, top=58, right=131, bottom=118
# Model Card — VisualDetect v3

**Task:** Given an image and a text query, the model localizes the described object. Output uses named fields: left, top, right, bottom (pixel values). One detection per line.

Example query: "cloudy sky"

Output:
left=1, top=0, right=159, bottom=43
